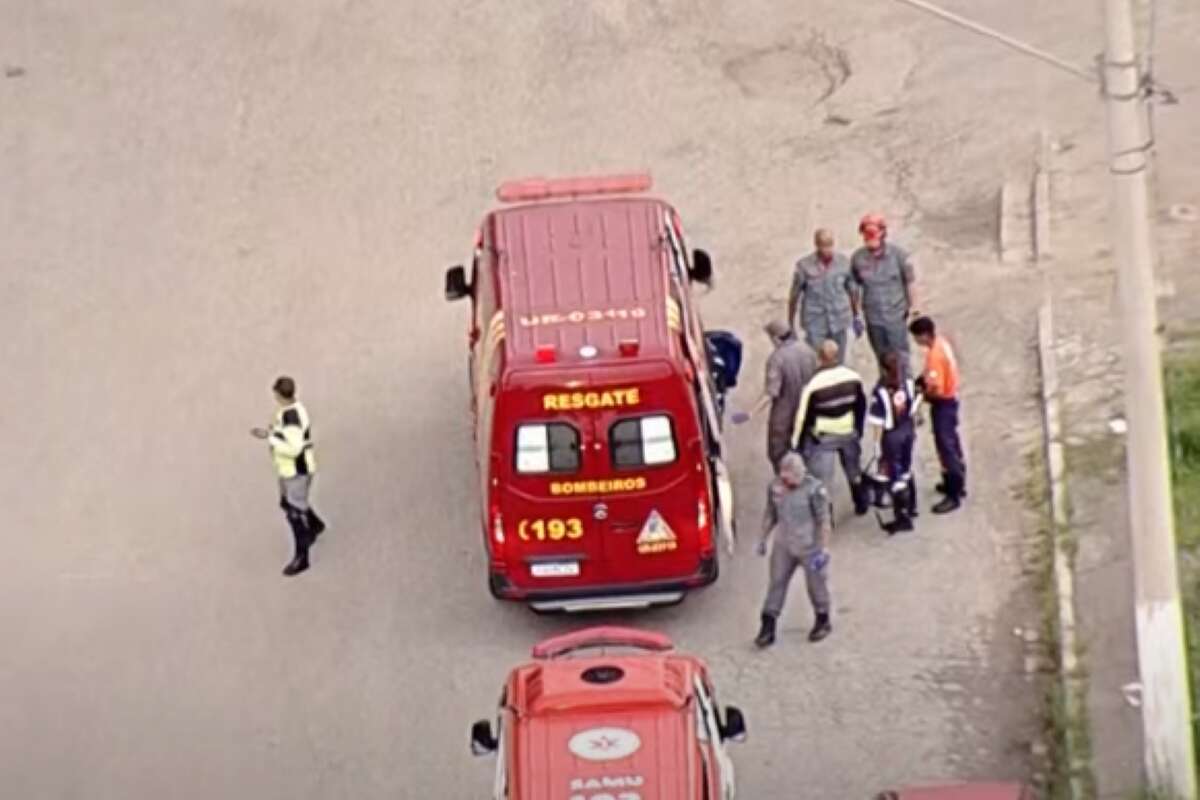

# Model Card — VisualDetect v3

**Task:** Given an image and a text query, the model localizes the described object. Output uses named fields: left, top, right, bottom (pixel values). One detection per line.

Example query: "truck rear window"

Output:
left=611, top=415, right=677, bottom=468
left=515, top=423, right=580, bottom=474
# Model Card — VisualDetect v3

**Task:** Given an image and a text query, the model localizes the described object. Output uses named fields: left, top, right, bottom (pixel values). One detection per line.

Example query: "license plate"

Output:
left=531, top=561, right=580, bottom=578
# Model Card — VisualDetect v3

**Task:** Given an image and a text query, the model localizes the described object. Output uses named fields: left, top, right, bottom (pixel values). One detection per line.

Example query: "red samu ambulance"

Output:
left=444, top=173, right=737, bottom=612
left=470, top=626, right=747, bottom=799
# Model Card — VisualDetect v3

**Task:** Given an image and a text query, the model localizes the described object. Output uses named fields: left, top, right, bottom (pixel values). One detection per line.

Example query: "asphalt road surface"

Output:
left=6, top=1, right=1189, bottom=797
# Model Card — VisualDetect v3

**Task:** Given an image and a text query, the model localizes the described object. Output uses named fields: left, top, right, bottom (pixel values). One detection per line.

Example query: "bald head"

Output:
left=819, top=339, right=840, bottom=365
left=814, top=228, right=835, bottom=261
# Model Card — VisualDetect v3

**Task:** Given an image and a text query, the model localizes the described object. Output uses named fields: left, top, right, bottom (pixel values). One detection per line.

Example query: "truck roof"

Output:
left=509, top=654, right=700, bottom=800
left=488, top=197, right=682, bottom=369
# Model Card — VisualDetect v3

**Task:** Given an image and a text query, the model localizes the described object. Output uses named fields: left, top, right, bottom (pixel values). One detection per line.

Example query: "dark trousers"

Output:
left=881, top=421, right=917, bottom=519
left=930, top=397, right=966, bottom=497
left=279, top=496, right=323, bottom=561
left=880, top=421, right=915, bottom=480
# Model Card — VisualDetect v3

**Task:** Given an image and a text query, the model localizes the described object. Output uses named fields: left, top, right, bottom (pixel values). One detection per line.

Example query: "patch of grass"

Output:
left=1126, top=787, right=1190, bottom=800
left=1165, top=349, right=1200, bottom=772
left=1023, top=442, right=1096, bottom=799
left=1063, top=436, right=1126, bottom=488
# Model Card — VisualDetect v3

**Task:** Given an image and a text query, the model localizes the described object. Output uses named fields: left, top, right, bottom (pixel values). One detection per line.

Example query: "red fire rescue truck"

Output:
left=470, top=626, right=747, bottom=799
left=444, top=173, right=738, bottom=612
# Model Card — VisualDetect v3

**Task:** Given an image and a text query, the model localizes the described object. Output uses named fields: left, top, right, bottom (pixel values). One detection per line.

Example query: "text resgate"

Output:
left=543, top=388, right=640, bottom=411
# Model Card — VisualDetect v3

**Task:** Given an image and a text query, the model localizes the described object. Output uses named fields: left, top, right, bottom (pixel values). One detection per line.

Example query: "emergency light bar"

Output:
left=532, top=626, right=675, bottom=659
left=535, top=344, right=557, bottom=363
left=618, top=339, right=640, bottom=357
left=495, top=172, right=653, bottom=204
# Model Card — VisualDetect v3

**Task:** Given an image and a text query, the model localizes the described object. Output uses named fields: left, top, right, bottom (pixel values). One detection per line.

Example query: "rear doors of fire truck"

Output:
left=499, top=361, right=707, bottom=595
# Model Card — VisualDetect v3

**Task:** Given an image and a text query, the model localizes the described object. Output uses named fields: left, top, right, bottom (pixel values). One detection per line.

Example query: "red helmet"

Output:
left=859, top=213, right=887, bottom=238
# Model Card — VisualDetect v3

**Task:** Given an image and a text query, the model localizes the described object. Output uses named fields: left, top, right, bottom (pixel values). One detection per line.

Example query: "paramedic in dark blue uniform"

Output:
left=867, top=351, right=919, bottom=533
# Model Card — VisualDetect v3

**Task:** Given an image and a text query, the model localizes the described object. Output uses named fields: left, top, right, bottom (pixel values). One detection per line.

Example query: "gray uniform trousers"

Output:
left=802, top=434, right=863, bottom=497
left=763, top=539, right=831, bottom=618
left=866, top=320, right=911, bottom=376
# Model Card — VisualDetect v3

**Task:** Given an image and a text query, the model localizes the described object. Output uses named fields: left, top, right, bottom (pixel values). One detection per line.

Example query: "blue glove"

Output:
left=852, top=316, right=865, bottom=339
left=807, top=549, right=830, bottom=572
left=730, top=411, right=751, bottom=425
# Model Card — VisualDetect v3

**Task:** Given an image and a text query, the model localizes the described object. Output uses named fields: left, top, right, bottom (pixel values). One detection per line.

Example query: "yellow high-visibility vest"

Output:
left=269, top=402, right=316, bottom=478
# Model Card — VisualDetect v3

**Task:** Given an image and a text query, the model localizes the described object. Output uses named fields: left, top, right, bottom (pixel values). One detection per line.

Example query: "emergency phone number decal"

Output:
left=517, top=517, right=583, bottom=542
left=542, top=388, right=640, bottom=411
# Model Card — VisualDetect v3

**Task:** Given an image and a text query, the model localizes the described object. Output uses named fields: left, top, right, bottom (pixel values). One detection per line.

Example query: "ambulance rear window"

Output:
left=515, top=423, right=580, bottom=474
left=610, top=415, right=677, bottom=468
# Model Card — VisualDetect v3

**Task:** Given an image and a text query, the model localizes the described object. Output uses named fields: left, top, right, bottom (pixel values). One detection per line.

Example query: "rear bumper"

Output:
left=489, top=556, right=719, bottom=612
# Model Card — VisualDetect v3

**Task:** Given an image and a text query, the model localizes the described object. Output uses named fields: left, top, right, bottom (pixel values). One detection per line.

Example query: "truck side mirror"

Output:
left=470, top=719, right=498, bottom=755
left=445, top=265, right=471, bottom=301
left=689, top=249, right=713, bottom=286
left=718, top=705, right=747, bottom=743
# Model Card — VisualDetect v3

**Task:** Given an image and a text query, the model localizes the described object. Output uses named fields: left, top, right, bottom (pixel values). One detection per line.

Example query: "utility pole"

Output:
left=889, top=0, right=1195, bottom=793
left=1102, top=0, right=1197, bottom=794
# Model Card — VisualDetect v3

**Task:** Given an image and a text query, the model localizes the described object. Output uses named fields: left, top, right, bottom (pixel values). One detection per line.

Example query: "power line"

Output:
left=889, top=0, right=1098, bottom=83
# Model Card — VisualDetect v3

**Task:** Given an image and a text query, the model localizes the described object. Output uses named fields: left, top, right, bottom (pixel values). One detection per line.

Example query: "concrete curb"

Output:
left=1036, top=299, right=1088, bottom=800
left=1034, top=131, right=1053, bottom=262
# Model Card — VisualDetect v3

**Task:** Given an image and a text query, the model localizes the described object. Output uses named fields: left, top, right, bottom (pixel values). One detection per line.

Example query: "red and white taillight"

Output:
left=491, top=503, right=505, bottom=547
left=487, top=494, right=506, bottom=563
left=697, top=495, right=714, bottom=555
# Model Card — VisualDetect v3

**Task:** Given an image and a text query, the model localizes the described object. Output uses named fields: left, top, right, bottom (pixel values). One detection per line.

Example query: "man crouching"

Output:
left=755, top=452, right=833, bottom=648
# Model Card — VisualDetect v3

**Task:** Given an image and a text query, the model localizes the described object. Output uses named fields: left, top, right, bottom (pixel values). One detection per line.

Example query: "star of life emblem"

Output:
left=568, top=726, right=642, bottom=761
left=636, top=509, right=678, bottom=554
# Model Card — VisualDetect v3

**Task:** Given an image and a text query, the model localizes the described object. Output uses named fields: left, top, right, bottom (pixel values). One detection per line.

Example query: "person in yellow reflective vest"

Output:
left=251, top=376, right=325, bottom=576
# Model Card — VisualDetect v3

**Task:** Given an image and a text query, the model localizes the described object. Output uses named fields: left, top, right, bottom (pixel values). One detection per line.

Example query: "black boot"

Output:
left=884, top=512, right=914, bottom=535
left=808, top=612, right=833, bottom=642
left=935, top=474, right=967, bottom=498
left=907, top=477, right=919, bottom=518
left=852, top=479, right=870, bottom=516
left=754, top=614, right=777, bottom=648
left=306, top=509, right=326, bottom=539
left=932, top=473, right=963, bottom=514
left=282, top=553, right=310, bottom=576
left=283, top=511, right=313, bottom=576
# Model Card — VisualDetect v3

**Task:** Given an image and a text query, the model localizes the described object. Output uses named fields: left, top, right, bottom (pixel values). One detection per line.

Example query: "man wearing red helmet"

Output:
left=850, top=214, right=920, bottom=377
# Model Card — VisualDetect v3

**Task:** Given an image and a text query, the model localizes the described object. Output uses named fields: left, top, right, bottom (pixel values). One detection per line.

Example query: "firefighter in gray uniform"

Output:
left=731, top=320, right=818, bottom=471
left=754, top=452, right=833, bottom=648
left=850, top=214, right=920, bottom=376
left=787, top=228, right=861, bottom=362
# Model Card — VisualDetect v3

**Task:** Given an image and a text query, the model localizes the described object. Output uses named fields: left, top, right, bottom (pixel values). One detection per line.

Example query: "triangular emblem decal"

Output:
left=636, top=509, right=678, bottom=554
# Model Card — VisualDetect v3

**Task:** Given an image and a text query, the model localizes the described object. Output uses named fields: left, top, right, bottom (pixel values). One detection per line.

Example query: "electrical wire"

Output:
left=889, top=0, right=1099, bottom=84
